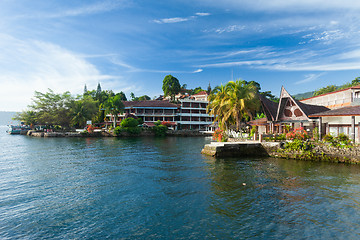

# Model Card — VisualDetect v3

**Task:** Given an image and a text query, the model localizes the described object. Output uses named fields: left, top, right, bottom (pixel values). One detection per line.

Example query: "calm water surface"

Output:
left=0, top=125, right=360, bottom=239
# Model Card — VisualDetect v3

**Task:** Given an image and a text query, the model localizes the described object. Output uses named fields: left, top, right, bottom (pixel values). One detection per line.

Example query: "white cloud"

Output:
left=295, top=73, right=325, bottom=85
left=195, top=12, right=211, bottom=16
left=154, top=17, right=194, bottom=24
left=215, top=25, right=245, bottom=34
left=0, top=35, right=121, bottom=111
left=193, top=69, right=203, bottom=73
left=16, top=0, right=128, bottom=19
left=153, top=12, right=210, bottom=24
left=198, top=0, right=360, bottom=12
left=301, top=30, right=346, bottom=44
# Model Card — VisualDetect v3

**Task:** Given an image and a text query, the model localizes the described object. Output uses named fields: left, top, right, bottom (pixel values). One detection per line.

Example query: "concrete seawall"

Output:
left=201, top=141, right=360, bottom=164
left=201, top=141, right=280, bottom=158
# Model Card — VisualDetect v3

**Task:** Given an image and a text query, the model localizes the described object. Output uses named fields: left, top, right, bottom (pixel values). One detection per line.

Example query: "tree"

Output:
left=104, top=95, right=125, bottom=128
left=70, top=96, right=99, bottom=128
left=191, top=87, right=205, bottom=95
left=313, top=85, right=338, bottom=97
left=162, top=75, right=181, bottom=101
left=352, top=77, right=360, bottom=86
left=207, top=80, right=260, bottom=131
left=28, top=89, right=74, bottom=127
left=95, top=83, right=102, bottom=102
left=130, top=92, right=135, bottom=101
left=13, top=111, right=38, bottom=126
left=207, top=82, right=212, bottom=95
left=83, top=84, right=88, bottom=95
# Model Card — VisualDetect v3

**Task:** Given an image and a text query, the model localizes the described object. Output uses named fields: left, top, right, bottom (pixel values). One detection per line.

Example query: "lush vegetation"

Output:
left=322, top=133, right=353, bottom=148
left=162, top=75, right=181, bottom=101
left=152, top=121, right=168, bottom=136
left=312, top=77, right=360, bottom=97
left=207, top=79, right=260, bottom=131
left=114, top=117, right=142, bottom=135
left=14, top=84, right=126, bottom=130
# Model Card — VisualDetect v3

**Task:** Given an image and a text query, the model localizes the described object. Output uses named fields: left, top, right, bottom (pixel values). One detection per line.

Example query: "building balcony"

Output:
left=177, top=121, right=213, bottom=125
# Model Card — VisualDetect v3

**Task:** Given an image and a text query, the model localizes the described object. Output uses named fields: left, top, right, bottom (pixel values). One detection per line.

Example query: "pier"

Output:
left=201, top=141, right=280, bottom=158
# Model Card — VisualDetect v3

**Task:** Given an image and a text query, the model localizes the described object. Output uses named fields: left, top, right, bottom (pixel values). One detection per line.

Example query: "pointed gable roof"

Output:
left=259, top=94, right=278, bottom=121
left=259, top=86, right=330, bottom=122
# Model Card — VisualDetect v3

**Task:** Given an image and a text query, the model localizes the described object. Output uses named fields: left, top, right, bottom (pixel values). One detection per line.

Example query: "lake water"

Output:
left=0, top=125, right=360, bottom=239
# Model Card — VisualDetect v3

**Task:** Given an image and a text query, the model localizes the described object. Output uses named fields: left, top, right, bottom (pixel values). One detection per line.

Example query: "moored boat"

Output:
left=7, top=125, right=31, bottom=135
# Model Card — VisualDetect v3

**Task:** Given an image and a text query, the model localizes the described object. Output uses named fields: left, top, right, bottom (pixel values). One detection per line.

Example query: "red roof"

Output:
left=300, top=85, right=360, bottom=101
left=192, top=91, right=208, bottom=96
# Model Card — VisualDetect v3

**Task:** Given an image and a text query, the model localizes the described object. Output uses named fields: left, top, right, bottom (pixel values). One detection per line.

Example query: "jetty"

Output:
left=201, top=141, right=280, bottom=158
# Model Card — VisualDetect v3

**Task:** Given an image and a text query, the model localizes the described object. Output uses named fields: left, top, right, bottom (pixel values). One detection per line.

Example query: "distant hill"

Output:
left=293, top=91, right=315, bottom=100
left=0, top=112, right=19, bottom=126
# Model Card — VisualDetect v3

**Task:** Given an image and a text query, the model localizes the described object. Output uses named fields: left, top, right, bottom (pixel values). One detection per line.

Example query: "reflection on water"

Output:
left=0, top=127, right=359, bottom=239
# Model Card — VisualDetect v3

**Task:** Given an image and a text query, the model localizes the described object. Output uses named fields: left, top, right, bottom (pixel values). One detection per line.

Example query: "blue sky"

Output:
left=1, top=0, right=360, bottom=111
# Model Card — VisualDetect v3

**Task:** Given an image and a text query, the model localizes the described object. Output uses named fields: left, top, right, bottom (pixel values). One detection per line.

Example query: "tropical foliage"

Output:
left=207, top=80, right=260, bottom=131
left=14, top=83, right=127, bottom=129
left=162, top=75, right=181, bottom=101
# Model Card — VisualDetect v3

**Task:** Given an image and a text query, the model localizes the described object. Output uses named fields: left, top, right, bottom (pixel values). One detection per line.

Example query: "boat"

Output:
left=7, top=125, right=31, bottom=135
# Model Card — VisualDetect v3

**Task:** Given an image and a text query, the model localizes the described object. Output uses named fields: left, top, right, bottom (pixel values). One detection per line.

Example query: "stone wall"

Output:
left=202, top=141, right=360, bottom=164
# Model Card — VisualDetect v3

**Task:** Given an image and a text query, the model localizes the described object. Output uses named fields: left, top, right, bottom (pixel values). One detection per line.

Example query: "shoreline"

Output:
left=26, top=129, right=213, bottom=138
left=201, top=141, right=360, bottom=164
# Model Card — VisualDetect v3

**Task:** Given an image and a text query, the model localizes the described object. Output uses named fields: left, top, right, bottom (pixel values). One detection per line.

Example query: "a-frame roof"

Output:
left=259, top=94, right=277, bottom=121
left=259, top=86, right=329, bottom=122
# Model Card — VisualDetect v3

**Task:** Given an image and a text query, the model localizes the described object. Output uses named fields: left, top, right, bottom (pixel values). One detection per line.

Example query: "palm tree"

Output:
left=224, top=80, right=259, bottom=131
left=207, top=80, right=260, bottom=131
left=104, top=95, right=125, bottom=128
left=207, top=84, right=229, bottom=130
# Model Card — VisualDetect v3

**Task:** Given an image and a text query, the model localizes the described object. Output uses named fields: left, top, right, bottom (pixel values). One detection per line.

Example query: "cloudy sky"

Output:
left=1, top=0, right=360, bottom=111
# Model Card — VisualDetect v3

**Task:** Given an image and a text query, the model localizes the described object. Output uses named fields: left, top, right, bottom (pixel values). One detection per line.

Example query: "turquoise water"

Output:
left=1, top=125, right=360, bottom=239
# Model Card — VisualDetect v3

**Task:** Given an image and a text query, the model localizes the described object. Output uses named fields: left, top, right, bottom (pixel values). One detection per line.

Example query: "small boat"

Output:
left=7, top=125, right=31, bottom=135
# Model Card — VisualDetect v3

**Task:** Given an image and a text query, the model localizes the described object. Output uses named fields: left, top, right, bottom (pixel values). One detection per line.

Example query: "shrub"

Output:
left=152, top=124, right=168, bottom=136
left=121, top=118, right=139, bottom=128
left=213, top=129, right=227, bottom=142
left=286, top=127, right=309, bottom=141
left=323, top=133, right=352, bottom=148
left=285, top=139, right=313, bottom=151
left=87, top=125, right=94, bottom=133
left=250, top=125, right=257, bottom=137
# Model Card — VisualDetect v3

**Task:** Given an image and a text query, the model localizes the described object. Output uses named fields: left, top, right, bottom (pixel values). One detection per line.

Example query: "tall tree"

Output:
left=29, top=89, right=74, bottom=127
left=104, top=95, right=125, bottom=128
left=207, top=80, right=260, bottom=131
left=95, top=83, right=102, bottom=101
left=83, top=84, right=88, bottom=95
left=162, top=75, right=181, bottom=101
left=70, top=96, right=99, bottom=128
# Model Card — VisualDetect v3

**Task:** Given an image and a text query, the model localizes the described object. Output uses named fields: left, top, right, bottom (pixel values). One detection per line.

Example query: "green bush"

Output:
left=322, top=133, right=352, bottom=148
left=152, top=124, right=168, bottom=136
left=114, top=118, right=142, bottom=136
left=285, top=139, right=313, bottom=151
left=121, top=118, right=139, bottom=128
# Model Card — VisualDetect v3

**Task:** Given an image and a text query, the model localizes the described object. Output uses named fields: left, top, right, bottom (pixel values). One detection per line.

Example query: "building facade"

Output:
left=108, top=91, right=215, bottom=131
left=257, top=85, right=360, bottom=142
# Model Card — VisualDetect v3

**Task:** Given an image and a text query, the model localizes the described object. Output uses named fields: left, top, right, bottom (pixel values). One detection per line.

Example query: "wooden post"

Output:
left=318, top=117, right=322, bottom=141
left=351, top=116, right=355, bottom=142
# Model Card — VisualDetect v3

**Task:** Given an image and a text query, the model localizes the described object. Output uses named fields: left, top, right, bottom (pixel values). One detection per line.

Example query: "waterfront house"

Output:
left=256, top=85, right=360, bottom=142
left=256, top=86, right=329, bottom=136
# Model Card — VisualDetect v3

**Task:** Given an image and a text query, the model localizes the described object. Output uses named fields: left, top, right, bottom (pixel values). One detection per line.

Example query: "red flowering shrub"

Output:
left=161, top=121, right=173, bottom=127
left=213, top=129, right=227, bottom=142
left=285, top=127, right=309, bottom=140
left=87, top=125, right=94, bottom=133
